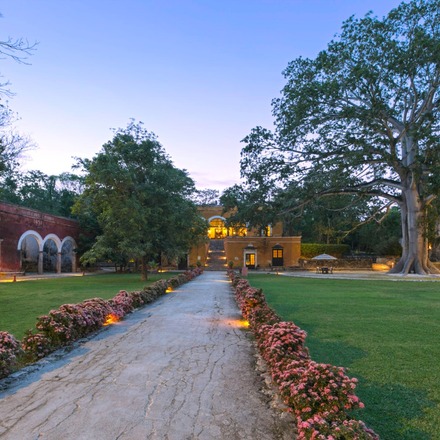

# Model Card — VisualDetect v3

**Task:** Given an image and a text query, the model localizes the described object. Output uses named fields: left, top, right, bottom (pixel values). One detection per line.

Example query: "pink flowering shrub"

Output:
left=169, top=274, right=187, bottom=288
left=36, top=309, right=76, bottom=345
left=297, top=415, right=379, bottom=440
left=227, top=271, right=378, bottom=439
left=151, top=279, right=169, bottom=295
left=247, top=303, right=280, bottom=329
left=80, top=298, right=115, bottom=327
left=21, top=330, right=53, bottom=361
left=35, top=298, right=115, bottom=346
left=108, top=290, right=134, bottom=317
left=184, top=267, right=203, bottom=281
left=235, top=287, right=264, bottom=319
left=256, top=321, right=309, bottom=365
left=279, top=361, right=364, bottom=419
left=0, top=331, right=22, bottom=379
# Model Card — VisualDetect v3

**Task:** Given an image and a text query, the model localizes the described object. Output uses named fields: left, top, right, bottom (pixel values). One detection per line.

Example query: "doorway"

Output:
left=245, top=252, right=256, bottom=269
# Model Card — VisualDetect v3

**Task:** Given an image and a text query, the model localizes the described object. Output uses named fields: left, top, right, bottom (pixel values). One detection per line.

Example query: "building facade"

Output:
left=188, top=206, right=301, bottom=270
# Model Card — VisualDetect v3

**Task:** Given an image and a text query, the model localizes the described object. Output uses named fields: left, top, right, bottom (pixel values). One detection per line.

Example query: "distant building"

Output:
left=0, top=201, right=301, bottom=274
left=188, top=206, right=301, bottom=270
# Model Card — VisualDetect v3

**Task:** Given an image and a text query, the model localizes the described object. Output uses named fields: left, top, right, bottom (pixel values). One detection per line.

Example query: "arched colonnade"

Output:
left=17, top=230, right=78, bottom=274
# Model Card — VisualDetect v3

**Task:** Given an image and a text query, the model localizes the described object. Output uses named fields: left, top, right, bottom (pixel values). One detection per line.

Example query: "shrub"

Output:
left=21, top=330, right=53, bottom=362
left=109, top=290, right=134, bottom=317
left=296, top=415, right=379, bottom=440
left=36, top=309, right=76, bottom=346
left=301, top=244, right=350, bottom=259
left=280, top=361, right=364, bottom=420
left=247, top=303, right=280, bottom=329
left=256, top=321, right=309, bottom=365
left=80, top=297, right=117, bottom=327
left=0, top=331, right=22, bottom=379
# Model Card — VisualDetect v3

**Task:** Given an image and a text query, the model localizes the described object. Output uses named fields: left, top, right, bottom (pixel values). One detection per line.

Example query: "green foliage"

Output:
left=0, top=170, right=83, bottom=217
left=239, top=0, right=440, bottom=274
left=73, top=121, right=206, bottom=276
left=301, top=243, right=350, bottom=258
left=220, top=183, right=280, bottom=233
left=351, top=207, right=402, bottom=256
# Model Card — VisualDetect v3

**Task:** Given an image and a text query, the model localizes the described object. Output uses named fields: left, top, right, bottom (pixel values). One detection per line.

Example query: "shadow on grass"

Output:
left=351, top=378, right=433, bottom=440
left=306, top=337, right=434, bottom=440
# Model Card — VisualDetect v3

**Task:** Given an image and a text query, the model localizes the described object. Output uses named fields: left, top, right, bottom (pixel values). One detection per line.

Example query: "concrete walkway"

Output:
left=0, top=272, right=293, bottom=440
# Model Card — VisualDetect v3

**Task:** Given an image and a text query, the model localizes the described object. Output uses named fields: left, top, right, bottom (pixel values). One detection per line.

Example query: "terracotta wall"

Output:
left=0, top=202, right=80, bottom=272
left=225, top=236, right=301, bottom=269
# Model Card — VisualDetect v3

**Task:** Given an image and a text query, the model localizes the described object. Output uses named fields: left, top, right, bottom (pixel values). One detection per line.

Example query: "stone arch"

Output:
left=17, top=230, right=43, bottom=273
left=208, top=216, right=228, bottom=239
left=17, top=230, right=44, bottom=252
left=61, top=236, right=77, bottom=273
left=43, top=234, right=62, bottom=273
left=43, top=234, right=62, bottom=251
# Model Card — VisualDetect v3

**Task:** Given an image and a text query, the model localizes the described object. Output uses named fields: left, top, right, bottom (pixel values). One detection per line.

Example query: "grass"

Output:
left=247, top=274, right=440, bottom=440
left=0, top=272, right=175, bottom=340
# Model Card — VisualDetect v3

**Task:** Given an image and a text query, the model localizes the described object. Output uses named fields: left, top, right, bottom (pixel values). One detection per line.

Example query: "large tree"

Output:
left=241, top=0, right=440, bottom=274
left=74, top=121, right=207, bottom=279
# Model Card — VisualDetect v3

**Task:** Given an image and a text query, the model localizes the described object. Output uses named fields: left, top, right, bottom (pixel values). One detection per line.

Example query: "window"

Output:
left=272, top=249, right=283, bottom=258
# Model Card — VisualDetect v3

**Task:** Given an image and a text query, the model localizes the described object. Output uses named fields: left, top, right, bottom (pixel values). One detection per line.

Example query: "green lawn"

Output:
left=0, top=273, right=175, bottom=340
left=248, top=274, right=440, bottom=440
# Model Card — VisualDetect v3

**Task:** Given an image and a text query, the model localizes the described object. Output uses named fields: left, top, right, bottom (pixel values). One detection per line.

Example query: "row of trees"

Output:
left=0, top=20, right=210, bottom=279
left=223, top=0, right=440, bottom=274
left=2, top=0, right=440, bottom=275
left=0, top=120, right=210, bottom=279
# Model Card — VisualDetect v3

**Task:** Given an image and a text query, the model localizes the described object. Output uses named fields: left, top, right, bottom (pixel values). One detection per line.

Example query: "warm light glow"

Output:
left=166, top=287, right=173, bottom=293
left=104, top=314, right=120, bottom=325
left=225, top=319, right=250, bottom=328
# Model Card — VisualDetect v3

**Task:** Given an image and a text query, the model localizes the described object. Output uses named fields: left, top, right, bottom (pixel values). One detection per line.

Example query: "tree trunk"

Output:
left=141, top=255, right=148, bottom=281
left=389, top=179, right=440, bottom=275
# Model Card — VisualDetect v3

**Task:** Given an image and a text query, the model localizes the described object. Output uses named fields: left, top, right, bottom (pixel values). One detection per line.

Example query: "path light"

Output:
left=166, top=286, right=173, bottom=293
left=103, top=314, right=120, bottom=326
left=226, top=319, right=250, bottom=328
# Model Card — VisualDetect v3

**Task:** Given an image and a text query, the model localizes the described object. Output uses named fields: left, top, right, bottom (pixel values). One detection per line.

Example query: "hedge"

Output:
left=301, top=243, right=350, bottom=258
left=228, top=269, right=378, bottom=440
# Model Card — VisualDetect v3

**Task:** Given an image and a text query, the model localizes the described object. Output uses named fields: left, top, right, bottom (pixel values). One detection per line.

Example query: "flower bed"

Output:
left=228, top=269, right=379, bottom=439
left=0, top=268, right=203, bottom=379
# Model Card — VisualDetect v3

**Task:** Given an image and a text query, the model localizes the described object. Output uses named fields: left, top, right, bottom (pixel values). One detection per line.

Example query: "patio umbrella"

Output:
left=311, top=253, right=338, bottom=260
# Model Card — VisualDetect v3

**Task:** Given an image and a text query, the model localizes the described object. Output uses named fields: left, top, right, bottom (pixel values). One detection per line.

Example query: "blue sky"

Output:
left=1, top=0, right=402, bottom=191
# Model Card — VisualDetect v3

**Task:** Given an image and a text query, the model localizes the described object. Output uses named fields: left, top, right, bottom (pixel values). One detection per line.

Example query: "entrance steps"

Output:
left=206, top=239, right=227, bottom=271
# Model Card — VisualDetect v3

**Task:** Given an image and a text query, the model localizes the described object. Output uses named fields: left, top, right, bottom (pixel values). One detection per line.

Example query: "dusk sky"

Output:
left=1, top=0, right=403, bottom=191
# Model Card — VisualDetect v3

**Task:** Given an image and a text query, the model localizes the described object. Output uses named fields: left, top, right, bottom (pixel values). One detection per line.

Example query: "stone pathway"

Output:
left=0, top=272, right=294, bottom=440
